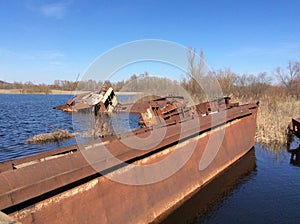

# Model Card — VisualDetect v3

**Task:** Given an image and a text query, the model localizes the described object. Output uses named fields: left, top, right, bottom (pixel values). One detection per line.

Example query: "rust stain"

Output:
left=13, top=179, right=99, bottom=220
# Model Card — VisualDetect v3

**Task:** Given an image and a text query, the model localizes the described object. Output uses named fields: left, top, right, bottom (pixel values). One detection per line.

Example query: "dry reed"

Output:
left=27, top=130, right=78, bottom=144
left=241, top=95, right=300, bottom=150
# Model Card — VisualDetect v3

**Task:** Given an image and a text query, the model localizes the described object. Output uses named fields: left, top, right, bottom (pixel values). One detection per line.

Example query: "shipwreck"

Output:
left=54, top=86, right=118, bottom=114
left=0, top=90, right=258, bottom=224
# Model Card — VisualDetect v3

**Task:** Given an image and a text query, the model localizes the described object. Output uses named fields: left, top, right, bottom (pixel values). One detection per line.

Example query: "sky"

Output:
left=0, top=0, right=300, bottom=84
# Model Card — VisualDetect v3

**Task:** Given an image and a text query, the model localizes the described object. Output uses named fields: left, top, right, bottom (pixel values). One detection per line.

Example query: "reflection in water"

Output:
left=161, top=148, right=256, bottom=224
left=73, top=111, right=141, bottom=142
left=287, top=144, right=300, bottom=167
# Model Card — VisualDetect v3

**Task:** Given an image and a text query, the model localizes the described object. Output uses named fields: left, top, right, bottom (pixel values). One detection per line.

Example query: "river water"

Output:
left=0, top=94, right=75, bottom=161
left=1, top=94, right=300, bottom=223
left=0, top=94, right=139, bottom=162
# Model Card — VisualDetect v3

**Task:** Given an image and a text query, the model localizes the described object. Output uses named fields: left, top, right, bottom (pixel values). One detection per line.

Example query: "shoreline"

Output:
left=0, top=89, right=86, bottom=95
left=0, top=89, right=143, bottom=95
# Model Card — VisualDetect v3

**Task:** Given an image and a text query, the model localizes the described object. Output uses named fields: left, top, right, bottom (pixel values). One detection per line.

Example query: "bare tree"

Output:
left=186, top=48, right=217, bottom=101
left=187, top=48, right=206, bottom=80
left=215, top=67, right=237, bottom=97
left=276, top=61, right=300, bottom=95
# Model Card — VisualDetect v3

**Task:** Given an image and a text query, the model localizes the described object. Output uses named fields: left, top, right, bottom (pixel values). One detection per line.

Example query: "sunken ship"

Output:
left=0, top=89, right=258, bottom=223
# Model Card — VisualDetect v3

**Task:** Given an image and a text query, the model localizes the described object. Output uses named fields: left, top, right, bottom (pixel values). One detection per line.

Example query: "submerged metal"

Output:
left=0, top=96, right=258, bottom=224
left=292, top=118, right=300, bottom=139
left=53, top=87, right=118, bottom=114
left=287, top=118, right=300, bottom=166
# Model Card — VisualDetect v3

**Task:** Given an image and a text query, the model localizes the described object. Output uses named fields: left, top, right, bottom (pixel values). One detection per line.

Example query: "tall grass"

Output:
left=241, top=95, right=300, bottom=150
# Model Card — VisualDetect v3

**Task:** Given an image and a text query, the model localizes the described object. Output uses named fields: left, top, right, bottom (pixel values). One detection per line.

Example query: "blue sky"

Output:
left=0, top=0, right=300, bottom=84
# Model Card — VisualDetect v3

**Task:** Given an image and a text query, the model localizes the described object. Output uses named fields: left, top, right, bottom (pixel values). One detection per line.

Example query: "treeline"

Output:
left=214, top=62, right=300, bottom=100
left=1, top=49, right=299, bottom=99
left=0, top=81, right=52, bottom=93
left=0, top=67, right=299, bottom=99
left=183, top=49, right=300, bottom=101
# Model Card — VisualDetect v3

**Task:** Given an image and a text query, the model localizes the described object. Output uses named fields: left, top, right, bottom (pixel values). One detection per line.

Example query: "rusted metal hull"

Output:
left=0, top=103, right=258, bottom=224
left=53, top=87, right=118, bottom=113
left=292, top=118, right=300, bottom=138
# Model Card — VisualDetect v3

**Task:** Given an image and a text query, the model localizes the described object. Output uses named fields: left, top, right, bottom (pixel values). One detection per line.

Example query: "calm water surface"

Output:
left=1, top=94, right=300, bottom=223
left=0, top=94, right=139, bottom=162
left=0, top=94, right=75, bottom=161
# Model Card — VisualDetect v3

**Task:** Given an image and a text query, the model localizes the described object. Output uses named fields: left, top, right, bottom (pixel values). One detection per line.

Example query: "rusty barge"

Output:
left=0, top=95, right=258, bottom=224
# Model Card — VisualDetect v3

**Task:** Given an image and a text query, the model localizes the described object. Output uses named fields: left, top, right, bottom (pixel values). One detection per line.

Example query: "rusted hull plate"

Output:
left=3, top=105, right=258, bottom=224
left=292, top=118, right=300, bottom=138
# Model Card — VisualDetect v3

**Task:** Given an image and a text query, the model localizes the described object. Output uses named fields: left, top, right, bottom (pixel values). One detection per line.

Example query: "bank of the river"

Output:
left=0, top=88, right=86, bottom=95
left=0, top=89, right=142, bottom=95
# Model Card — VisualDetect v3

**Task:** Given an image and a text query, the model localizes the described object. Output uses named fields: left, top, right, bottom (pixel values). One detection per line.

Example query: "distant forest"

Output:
left=1, top=49, right=299, bottom=101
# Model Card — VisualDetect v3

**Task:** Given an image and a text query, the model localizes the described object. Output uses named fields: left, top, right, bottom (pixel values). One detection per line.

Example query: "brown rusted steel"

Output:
left=0, top=98, right=258, bottom=224
left=0, top=145, right=78, bottom=173
left=53, top=87, right=117, bottom=113
left=292, top=118, right=300, bottom=138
